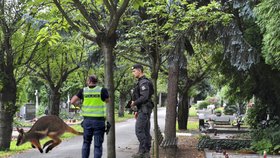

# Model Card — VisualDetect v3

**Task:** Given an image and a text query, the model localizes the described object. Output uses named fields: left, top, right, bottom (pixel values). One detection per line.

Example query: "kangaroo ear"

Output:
left=16, top=127, right=24, bottom=134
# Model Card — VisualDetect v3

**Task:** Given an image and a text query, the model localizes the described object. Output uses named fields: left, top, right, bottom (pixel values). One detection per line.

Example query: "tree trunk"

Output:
left=0, top=75, right=17, bottom=150
left=49, top=89, right=61, bottom=116
left=151, top=75, right=159, bottom=158
left=0, top=109, right=14, bottom=151
left=165, top=55, right=179, bottom=139
left=149, top=53, right=160, bottom=158
left=118, top=91, right=126, bottom=117
left=164, top=39, right=180, bottom=158
left=178, top=91, right=189, bottom=130
left=101, top=40, right=116, bottom=158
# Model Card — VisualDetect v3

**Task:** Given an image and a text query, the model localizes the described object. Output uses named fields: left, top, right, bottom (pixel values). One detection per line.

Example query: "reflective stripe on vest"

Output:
left=82, top=86, right=106, bottom=117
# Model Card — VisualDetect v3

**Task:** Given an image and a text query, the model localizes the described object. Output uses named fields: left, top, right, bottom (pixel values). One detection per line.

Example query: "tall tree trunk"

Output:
left=164, top=39, right=180, bottom=158
left=49, top=88, right=61, bottom=116
left=101, top=40, right=116, bottom=158
left=178, top=90, right=189, bottom=130
left=0, top=109, right=14, bottom=151
left=0, top=74, right=17, bottom=150
left=0, top=29, right=17, bottom=150
left=118, top=91, right=126, bottom=117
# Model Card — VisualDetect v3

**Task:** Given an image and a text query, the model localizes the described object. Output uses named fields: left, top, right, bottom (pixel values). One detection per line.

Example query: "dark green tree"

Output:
left=0, top=1, right=41, bottom=150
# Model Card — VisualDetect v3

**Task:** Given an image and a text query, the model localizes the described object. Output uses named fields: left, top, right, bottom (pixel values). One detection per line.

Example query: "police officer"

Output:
left=131, top=64, right=154, bottom=158
left=71, top=75, right=109, bottom=158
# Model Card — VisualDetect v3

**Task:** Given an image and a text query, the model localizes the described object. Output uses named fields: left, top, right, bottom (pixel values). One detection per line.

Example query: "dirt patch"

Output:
left=159, top=135, right=205, bottom=158
left=158, top=116, right=205, bottom=158
left=177, top=136, right=205, bottom=158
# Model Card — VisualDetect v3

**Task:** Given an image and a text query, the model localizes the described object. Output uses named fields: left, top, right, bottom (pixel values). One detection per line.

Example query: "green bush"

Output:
left=251, top=139, right=272, bottom=154
left=197, top=101, right=210, bottom=109
left=244, top=99, right=267, bottom=128
left=250, top=120, right=280, bottom=154
left=223, top=105, right=238, bottom=115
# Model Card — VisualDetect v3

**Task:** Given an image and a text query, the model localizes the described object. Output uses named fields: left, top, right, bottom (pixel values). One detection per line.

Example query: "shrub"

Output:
left=250, top=121, right=280, bottom=154
left=251, top=139, right=272, bottom=154
left=223, top=105, right=238, bottom=115
left=197, top=101, right=210, bottom=109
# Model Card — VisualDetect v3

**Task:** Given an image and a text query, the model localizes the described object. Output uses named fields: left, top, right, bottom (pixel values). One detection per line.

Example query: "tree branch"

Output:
left=72, top=0, right=103, bottom=34
left=53, top=0, right=97, bottom=42
left=104, top=0, right=114, bottom=14
left=107, top=0, right=130, bottom=36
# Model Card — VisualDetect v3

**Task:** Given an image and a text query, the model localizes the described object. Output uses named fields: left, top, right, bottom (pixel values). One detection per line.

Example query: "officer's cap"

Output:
left=132, top=64, right=144, bottom=72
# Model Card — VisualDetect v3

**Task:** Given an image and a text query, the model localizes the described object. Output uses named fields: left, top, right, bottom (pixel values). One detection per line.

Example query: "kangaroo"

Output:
left=16, top=115, right=83, bottom=153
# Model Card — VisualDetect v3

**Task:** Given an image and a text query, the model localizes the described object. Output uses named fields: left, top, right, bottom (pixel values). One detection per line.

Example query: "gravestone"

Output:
left=25, top=103, right=36, bottom=120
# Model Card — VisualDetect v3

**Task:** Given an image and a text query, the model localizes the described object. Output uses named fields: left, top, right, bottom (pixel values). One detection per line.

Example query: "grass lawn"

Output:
left=176, top=118, right=199, bottom=131
left=189, top=106, right=198, bottom=117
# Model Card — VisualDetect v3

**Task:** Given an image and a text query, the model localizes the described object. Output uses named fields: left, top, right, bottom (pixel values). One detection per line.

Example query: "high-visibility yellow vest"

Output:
left=81, top=86, right=106, bottom=117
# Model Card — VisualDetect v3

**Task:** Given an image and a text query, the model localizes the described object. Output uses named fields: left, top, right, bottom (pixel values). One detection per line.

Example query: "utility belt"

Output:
left=138, top=101, right=154, bottom=113
left=83, top=116, right=105, bottom=121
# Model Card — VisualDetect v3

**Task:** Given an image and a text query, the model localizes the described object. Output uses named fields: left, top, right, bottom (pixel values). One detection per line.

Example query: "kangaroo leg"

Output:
left=30, top=140, right=43, bottom=153
left=43, top=140, right=54, bottom=149
left=45, top=137, right=61, bottom=153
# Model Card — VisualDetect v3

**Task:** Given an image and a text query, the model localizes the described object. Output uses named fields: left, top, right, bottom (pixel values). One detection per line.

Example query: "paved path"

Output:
left=10, top=108, right=166, bottom=158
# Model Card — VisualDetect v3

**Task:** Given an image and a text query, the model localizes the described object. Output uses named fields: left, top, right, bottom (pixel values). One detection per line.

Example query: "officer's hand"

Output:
left=130, top=101, right=135, bottom=106
left=134, top=112, right=138, bottom=119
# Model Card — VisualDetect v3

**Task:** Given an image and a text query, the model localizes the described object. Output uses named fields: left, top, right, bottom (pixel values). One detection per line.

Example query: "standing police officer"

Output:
left=71, top=75, right=109, bottom=158
left=131, top=64, right=154, bottom=158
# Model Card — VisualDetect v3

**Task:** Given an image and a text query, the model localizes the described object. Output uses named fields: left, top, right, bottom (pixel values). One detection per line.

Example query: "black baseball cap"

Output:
left=132, top=64, right=144, bottom=71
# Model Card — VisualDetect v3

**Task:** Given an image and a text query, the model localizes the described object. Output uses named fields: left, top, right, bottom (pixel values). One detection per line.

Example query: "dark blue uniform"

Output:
left=133, top=75, right=154, bottom=155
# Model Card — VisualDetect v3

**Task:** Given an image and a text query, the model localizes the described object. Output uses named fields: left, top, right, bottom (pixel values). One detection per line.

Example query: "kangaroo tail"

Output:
left=67, top=126, right=83, bottom=135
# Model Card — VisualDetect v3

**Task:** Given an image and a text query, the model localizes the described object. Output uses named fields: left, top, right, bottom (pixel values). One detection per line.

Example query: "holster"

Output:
left=139, top=102, right=153, bottom=114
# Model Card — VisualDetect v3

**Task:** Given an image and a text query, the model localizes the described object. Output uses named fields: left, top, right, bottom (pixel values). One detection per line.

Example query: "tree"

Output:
left=27, top=34, right=86, bottom=116
left=164, top=36, right=182, bottom=157
left=0, top=1, right=41, bottom=150
left=254, top=0, right=280, bottom=69
left=113, top=60, right=134, bottom=117
left=118, top=1, right=232, bottom=156
left=52, top=0, right=133, bottom=157
left=213, top=0, right=280, bottom=123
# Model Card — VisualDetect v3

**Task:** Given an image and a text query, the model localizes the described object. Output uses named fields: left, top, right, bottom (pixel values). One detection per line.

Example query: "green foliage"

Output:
left=251, top=139, right=272, bottom=154
left=223, top=104, right=238, bottom=115
left=244, top=98, right=267, bottom=128
left=254, top=0, right=280, bottom=69
left=214, top=109, right=222, bottom=113
left=197, top=101, right=210, bottom=109
left=221, top=1, right=260, bottom=71
left=250, top=119, right=280, bottom=154
left=118, top=0, right=232, bottom=62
